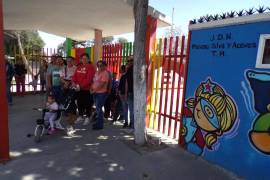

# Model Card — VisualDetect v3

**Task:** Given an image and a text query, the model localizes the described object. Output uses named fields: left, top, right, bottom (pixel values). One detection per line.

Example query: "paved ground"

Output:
left=0, top=95, right=243, bottom=180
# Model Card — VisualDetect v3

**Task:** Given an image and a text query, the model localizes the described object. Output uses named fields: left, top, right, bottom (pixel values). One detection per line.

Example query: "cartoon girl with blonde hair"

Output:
left=182, top=78, right=237, bottom=155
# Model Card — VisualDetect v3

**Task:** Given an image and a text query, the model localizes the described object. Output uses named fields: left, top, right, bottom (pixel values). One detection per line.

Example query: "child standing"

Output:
left=44, top=94, right=59, bottom=134
left=29, top=75, right=38, bottom=93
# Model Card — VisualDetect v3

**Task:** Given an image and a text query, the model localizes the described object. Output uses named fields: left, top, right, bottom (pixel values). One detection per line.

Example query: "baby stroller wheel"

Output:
left=34, top=125, right=44, bottom=143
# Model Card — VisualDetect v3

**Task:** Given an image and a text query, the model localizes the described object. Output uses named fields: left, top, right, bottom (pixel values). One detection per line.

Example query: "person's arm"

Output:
left=8, top=64, right=15, bottom=81
left=46, top=68, right=52, bottom=90
left=71, top=67, right=79, bottom=86
left=14, top=64, right=18, bottom=78
left=124, top=78, right=128, bottom=101
left=23, top=65, right=27, bottom=75
left=60, top=67, right=67, bottom=84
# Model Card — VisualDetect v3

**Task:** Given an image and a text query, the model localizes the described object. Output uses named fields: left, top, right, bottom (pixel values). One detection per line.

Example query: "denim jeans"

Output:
left=6, top=81, right=12, bottom=104
left=52, top=86, right=64, bottom=105
left=120, top=95, right=128, bottom=124
left=127, top=93, right=134, bottom=128
left=94, top=93, right=108, bottom=128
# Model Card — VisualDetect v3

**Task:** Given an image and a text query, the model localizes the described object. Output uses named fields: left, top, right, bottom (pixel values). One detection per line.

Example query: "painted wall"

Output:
left=184, top=21, right=270, bottom=180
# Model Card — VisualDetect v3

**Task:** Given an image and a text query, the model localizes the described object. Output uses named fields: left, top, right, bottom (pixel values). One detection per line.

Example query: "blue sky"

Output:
left=39, top=0, right=270, bottom=48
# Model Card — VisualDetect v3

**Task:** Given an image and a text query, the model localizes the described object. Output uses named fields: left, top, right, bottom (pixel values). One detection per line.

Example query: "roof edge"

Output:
left=124, top=0, right=171, bottom=26
left=189, top=12, right=270, bottom=31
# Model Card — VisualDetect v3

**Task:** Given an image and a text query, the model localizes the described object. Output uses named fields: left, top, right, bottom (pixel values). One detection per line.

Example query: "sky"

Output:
left=39, top=0, right=270, bottom=49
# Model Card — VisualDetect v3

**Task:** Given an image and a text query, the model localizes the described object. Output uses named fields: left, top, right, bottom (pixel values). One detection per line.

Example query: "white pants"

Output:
left=44, top=112, right=57, bottom=129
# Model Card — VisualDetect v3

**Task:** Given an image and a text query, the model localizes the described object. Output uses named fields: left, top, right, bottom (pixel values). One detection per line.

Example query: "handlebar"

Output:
left=32, top=108, right=58, bottom=113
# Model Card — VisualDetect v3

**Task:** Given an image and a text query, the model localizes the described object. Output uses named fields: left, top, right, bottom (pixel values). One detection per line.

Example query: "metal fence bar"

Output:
left=168, top=36, right=179, bottom=137
left=157, top=38, right=167, bottom=131
left=173, top=36, right=186, bottom=139
left=148, top=41, right=157, bottom=129
left=162, top=37, right=173, bottom=134
left=178, top=33, right=190, bottom=145
left=153, top=39, right=162, bottom=130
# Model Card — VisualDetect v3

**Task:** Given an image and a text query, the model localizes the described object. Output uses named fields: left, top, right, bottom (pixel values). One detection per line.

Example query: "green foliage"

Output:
left=4, top=30, right=45, bottom=56
left=102, top=36, right=114, bottom=44
left=117, top=37, right=128, bottom=44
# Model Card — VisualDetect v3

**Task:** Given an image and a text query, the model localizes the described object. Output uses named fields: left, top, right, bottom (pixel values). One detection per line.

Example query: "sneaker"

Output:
left=75, top=116, right=84, bottom=124
left=48, top=128, right=56, bottom=135
left=67, top=126, right=75, bottom=136
left=67, top=125, right=75, bottom=132
left=83, top=117, right=90, bottom=126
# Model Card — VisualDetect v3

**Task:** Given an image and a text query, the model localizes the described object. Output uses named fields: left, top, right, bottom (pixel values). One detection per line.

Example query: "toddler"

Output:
left=29, top=75, right=38, bottom=93
left=44, top=94, right=59, bottom=134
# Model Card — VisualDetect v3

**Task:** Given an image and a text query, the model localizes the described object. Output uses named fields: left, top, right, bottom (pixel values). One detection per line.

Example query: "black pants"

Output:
left=77, top=90, right=93, bottom=117
left=104, top=94, right=112, bottom=118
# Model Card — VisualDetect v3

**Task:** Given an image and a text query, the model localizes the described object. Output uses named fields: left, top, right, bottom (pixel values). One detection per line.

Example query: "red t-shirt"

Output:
left=72, top=63, right=95, bottom=90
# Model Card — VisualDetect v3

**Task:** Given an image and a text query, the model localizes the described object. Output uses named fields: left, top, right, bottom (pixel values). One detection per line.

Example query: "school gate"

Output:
left=101, top=36, right=189, bottom=143
left=7, top=35, right=189, bottom=144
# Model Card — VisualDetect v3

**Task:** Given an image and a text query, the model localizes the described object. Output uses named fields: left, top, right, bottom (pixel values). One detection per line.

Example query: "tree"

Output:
left=133, top=0, right=148, bottom=145
left=102, top=36, right=114, bottom=45
left=117, top=37, right=128, bottom=44
left=4, top=30, right=45, bottom=75
left=4, top=30, right=45, bottom=53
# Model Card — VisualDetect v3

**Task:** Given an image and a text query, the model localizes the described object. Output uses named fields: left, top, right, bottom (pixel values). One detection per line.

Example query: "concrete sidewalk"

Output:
left=0, top=95, right=242, bottom=180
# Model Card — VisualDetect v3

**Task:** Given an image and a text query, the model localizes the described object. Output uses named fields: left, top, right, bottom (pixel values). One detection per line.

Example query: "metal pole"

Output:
left=0, top=0, right=10, bottom=163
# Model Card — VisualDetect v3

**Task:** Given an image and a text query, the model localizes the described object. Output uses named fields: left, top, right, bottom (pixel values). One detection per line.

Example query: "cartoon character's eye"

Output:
left=204, top=105, right=214, bottom=118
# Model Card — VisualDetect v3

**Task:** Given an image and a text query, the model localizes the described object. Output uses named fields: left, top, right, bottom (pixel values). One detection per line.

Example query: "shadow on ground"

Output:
left=0, top=95, right=242, bottom=180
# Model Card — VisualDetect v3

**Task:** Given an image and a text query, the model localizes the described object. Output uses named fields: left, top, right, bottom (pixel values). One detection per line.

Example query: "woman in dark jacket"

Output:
left=14, top=59, right=27, bottom=96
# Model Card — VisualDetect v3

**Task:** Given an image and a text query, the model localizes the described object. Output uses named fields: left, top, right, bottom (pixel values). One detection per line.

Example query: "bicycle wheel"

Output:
left=34, top=125, right=44, bottom=143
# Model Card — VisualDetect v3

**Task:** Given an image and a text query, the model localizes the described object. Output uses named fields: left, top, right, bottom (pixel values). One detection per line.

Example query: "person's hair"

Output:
left=186, top=80, right=237, bottom=149
left=80, top=53, right=89, bottom=59
left=128, top=55, right=133, bottom=61
left=55, top=55, right=63, bottom=59
left=121, top=65, right=126, bottom=72
left=48, top=94, right=55, bottom=100
left=50, top=54, right=60, bottom=63
left=66, top=56, right=75, bottom=61
left=97, top=60, right=107, bottom=67
left=16, top=57, right=23, bottom=63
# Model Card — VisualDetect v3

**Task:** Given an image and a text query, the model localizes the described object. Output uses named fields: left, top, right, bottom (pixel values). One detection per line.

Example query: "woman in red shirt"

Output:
left=72, top=53, right=95, bottom=125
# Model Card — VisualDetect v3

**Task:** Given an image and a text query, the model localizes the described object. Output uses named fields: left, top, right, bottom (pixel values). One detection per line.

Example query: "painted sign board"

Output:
left=184, top=20, right=270, bottom=180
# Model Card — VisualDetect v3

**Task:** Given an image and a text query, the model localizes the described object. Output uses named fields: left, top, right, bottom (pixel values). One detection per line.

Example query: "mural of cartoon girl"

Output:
left=182, top=79, right=238, bottom=155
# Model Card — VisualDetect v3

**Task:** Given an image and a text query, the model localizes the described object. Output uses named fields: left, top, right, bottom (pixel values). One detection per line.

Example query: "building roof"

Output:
left=3, top=0, right=171, bottom=40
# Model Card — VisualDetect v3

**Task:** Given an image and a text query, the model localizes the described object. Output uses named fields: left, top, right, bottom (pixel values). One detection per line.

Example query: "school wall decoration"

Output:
left=185, top=8, right=270, bottom=180
left=246, top=70, right=270, bottom=155
left=183, top=78, right=238, bottom=156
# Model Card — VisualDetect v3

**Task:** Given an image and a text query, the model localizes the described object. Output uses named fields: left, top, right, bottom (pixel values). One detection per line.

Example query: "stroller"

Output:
left=33, top=86, right=77, bottom=143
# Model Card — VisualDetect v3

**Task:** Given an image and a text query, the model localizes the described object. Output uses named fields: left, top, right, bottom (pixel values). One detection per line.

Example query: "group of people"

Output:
left=5, top=56, right=28, bottom=104
left=5, top=55, right=48, bottom=105
left=45, top=53, right=135, bottom=134
left=5, top=53, right=135, bottom=135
